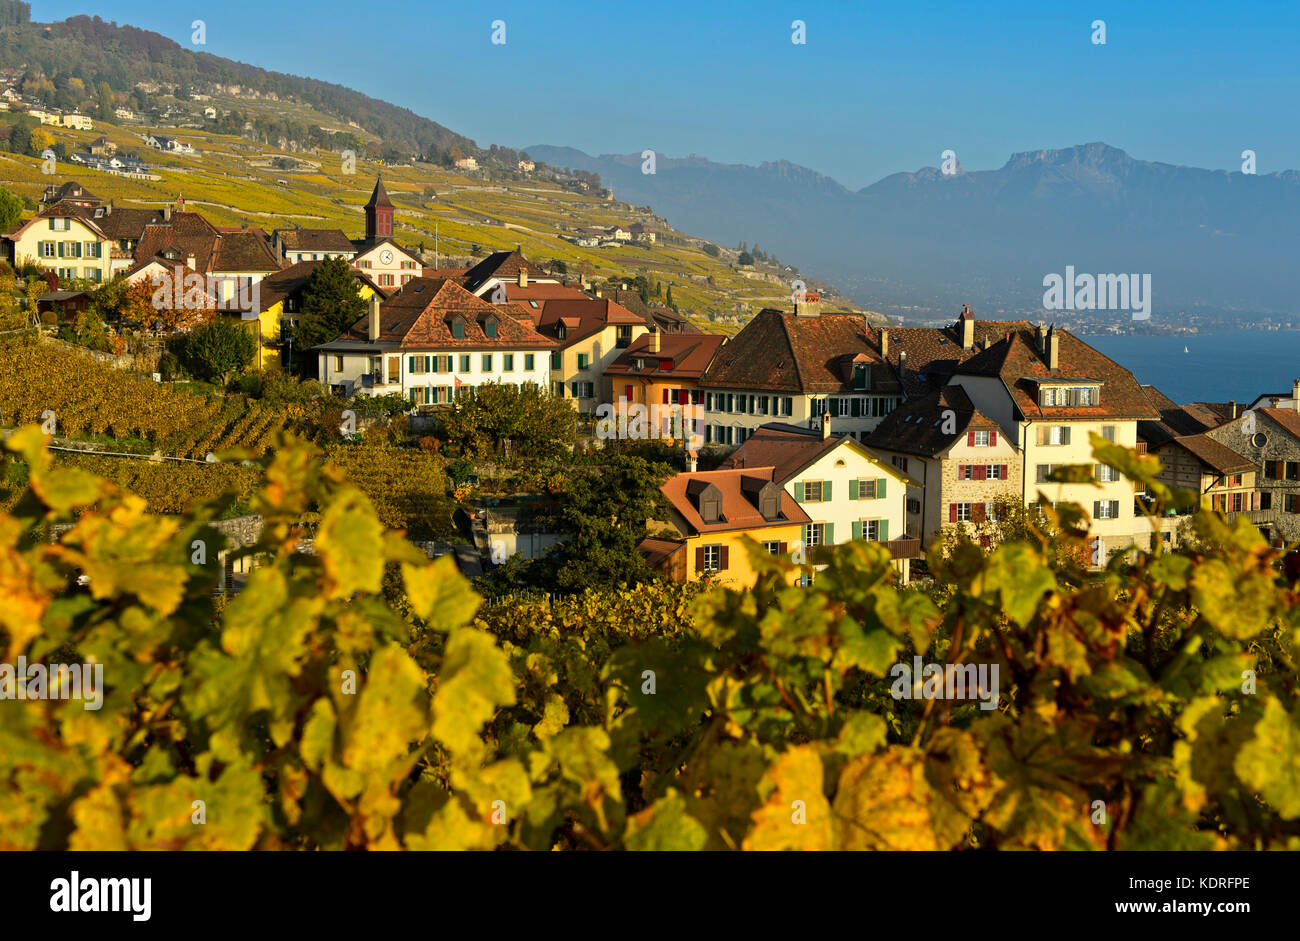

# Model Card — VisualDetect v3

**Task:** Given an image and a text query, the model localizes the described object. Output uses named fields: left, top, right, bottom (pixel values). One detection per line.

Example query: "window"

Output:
left=701, top=545, right=723, bottom=572
left=410, top=356, right=429, bottom=375
left=973, top=430, right=990, bottom=447
left=333, top=355, right=344, bottom=372
left=907, top=498, right=921, bottom=514
left=954, top=503, right=972, bottom=523
left=853, top=363, right=869, bottom=390
left=577, top=353, right=590, bottom=370
left=1101, top=425, right=1116, bottom=442
left=1096, top=464, right=1120, bottom=482
left=892, top=455, right=909, bottom=472
left=484, top=320, right=498, bottom=339
left=504, top=354, right=514, bottom=371
left=452, top=320, right=465, bottom=339
left=805, top=523, right=826, bottom=547
left=1039, top=425, right=1071, bottom=446
left=762, top=540, right=781, bottom=555
left=570, top=381, right=594, bottom=398
left=551, top=351, right=562, bottom=370
left=1093, top=500, right=1120, bottom=520
left=852, top=478, right=883, bottom=499
left=1287, top=494, right=1300, bottom=514
left=1261, top=492, right=1273, bottom=511
left=1227, top=473, right=1243, bottom=487
left=959, top=464, right=974, bottom=480
left=379, top=274, right=394, bottom=287
left=1035, top=464, right=1056, bottom=482
left=524, top=354, right=535, bottom=370
left=800, top=480, right=825, bottom=503
left=1288, top=462, right=1300, bottom=481
left=39, top=241, right=55, bottom=258
left=482, top=354, right=493, bottom=371
left=84, top=242, right=101, bottom=258
left=459, top=355, right=471, bottom=372
left=857, top=520, right=881, bottom=541
left=988, top=464, right=1005, bottom=480
left=616, top=325, right=632, bottom=348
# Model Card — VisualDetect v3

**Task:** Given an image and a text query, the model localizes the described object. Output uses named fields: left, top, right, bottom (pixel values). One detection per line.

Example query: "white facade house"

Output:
left=313, top=278, right=555, bottom=403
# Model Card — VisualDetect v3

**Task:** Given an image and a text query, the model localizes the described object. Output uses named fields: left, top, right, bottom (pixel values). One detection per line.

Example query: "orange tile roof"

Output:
left=661, top=467, right=810, bottom=536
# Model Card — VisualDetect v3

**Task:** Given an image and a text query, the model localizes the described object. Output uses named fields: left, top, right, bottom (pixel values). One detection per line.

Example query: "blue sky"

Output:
left=34, top=0, right=1300, bottom=188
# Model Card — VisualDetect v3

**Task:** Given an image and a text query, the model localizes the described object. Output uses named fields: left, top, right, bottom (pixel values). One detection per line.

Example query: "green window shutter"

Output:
left=824, top=522, right=835, bottom=544
left=849, top=479, right=858, bottom=500
left=878, top=478, right=886, bottom=499
left=880, top=519, right=889, bottom=541
left=794, top=481, right=805, bottom=502
left=852, top=521, right=862, bottom=540
left=801, top=524, right=808, bottom=546
left=408, top=355, right=415, bottom=372
left=823, top=481, right=831, bottom=501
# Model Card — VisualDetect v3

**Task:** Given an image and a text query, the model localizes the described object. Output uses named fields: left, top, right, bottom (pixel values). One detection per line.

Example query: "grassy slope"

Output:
left=1, top=94, right=883, bottom=335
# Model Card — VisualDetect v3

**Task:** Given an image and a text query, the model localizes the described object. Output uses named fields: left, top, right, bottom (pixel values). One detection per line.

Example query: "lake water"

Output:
left=1085, top=331, right=1300, bottom=406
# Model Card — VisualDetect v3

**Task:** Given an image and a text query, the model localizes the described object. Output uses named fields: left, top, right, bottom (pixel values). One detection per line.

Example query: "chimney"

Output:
left=1229, top=400, right=1238, bottom=419
left=368, top=294, right=381, bottom=342
left=648, top=328, right=661, bottom=353
left=686, top=449, right=698, bottom=473
left=880, top=328, right=889, bottom=358
left=1036, top=323, right=1047, bottom=352
left=1293, top=379, right=1300, bottom=411
left=960, top=305, right=975, bottom=351
left=794, top=295, right=822, bottom=318
left=163, top=203, right=172, bottom=222
left=186, top=253, right=196, bottom=270
left=518, top=268, right=528, bottom=288
left=822, top=413, right=832, bottom=440
left=1047, top=326, right=1059, bottom=370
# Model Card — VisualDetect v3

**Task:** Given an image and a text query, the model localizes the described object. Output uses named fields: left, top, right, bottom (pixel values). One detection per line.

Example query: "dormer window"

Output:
left=556, top=324, right=567, bottom=340
left=484, top=317, right=498, bottom=339
left=451, top=317, right=466, bottom=339
left=758, top=482, right=782, bottom=522
left=853, top=363, right=870, bottom=390
left=1040, top=385, right=1100, bottom=407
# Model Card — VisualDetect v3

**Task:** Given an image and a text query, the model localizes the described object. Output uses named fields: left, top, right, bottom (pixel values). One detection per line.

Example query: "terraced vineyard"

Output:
left=0, top=338, right=284, bottom=459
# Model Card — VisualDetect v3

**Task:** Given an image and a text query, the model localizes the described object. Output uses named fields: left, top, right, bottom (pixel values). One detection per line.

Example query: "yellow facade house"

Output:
left=642, top=466, right=810, bottom=589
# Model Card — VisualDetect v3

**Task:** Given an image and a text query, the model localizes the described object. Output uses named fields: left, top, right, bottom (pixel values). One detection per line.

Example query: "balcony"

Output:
left=882, top=537, right=922, bottom=560
left=360, top=373, right=399, bottom=389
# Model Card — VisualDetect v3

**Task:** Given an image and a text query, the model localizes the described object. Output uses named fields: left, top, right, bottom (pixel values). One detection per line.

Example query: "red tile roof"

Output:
left=717, top=423, right=852, bottom=483
left=605, top=332, right=726, bottom=380
left=865, top=385, right=1001, bottom=457
left=1164, top=434, right=1254, bottom=475
left=275, top=228, right=355, bottom=253
left=701, top=308, right=899, bottom=394
left=331, top=277, right=556, bottom=350
left=661, top=466, right=810, bottom=536
left=954, top=326, right=1158, bottom=421
left=535, top=298, right=645, bottom=346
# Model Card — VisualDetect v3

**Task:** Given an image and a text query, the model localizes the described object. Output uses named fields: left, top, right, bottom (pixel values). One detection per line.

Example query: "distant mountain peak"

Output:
left=1001, top=142, right=1135, bottom=172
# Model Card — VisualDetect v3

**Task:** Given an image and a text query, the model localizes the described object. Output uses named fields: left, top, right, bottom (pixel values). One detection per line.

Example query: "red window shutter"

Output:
left=679, top=389, right=689, bottom=405
left=719, top=546, right=730, bottom=570
left=973, top=503, right=985, bottom=522
left=957, top=464, right=965, bottom=479
left=695, top=547, right=705, bottom=572
left=974, top=465, right=986, bottom=481
left=662, top=388, right=670, bottom=404
left=967, top=431, right=976, bottom=446
left=624, top=385, right=633, bottom=401
left=989, top=430, right=997, bottom=446
left=778, top=542, right=788, bottom=555
left=1000, top=464, right=1008, bottom=479
left=949, top=503, right=958, bottom=523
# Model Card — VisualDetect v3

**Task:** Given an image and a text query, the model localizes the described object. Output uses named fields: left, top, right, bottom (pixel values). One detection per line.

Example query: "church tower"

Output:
left=364, top=177, right=394, bottom=241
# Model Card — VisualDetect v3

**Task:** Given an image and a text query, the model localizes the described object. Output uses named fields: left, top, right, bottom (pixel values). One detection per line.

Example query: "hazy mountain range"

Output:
left=526, top=142, right=1300, bottom=323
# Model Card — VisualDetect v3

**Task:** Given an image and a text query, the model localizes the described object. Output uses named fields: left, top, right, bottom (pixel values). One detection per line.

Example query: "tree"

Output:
left=737, top=251, right=754, bottom=266
left=537, top=452, right=674, bottom=592
left=292, top=257, right=367, bottom=371
left=440, top=383, right=577, bottom=464
left=0, top=186, right=22, bottom=234
left=182, top=316, right=256, bottom=385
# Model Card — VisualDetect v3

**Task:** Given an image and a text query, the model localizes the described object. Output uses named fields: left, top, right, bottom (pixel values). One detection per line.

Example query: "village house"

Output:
left=534, top=297, right=648, bottom=411
left=2, top=199, right=114, bottom=283
left=718, top=421, right=919, bottom=581
left=603, top=329, right=726, bottom=428
left=943, top=320, right=1160, bottom=562
left=866, top=385, right=1024, bottom=550
left=699, top=295, right=903, bottom=445
left=641, top=467, right=810, bottom=589
left=1202, top=389, right=1300, bottom=545
left=249, top=261, right=384, bottom=370
left=312, top=277, right=554, bottom=402
left=272, top=227, right=357, bottom=265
